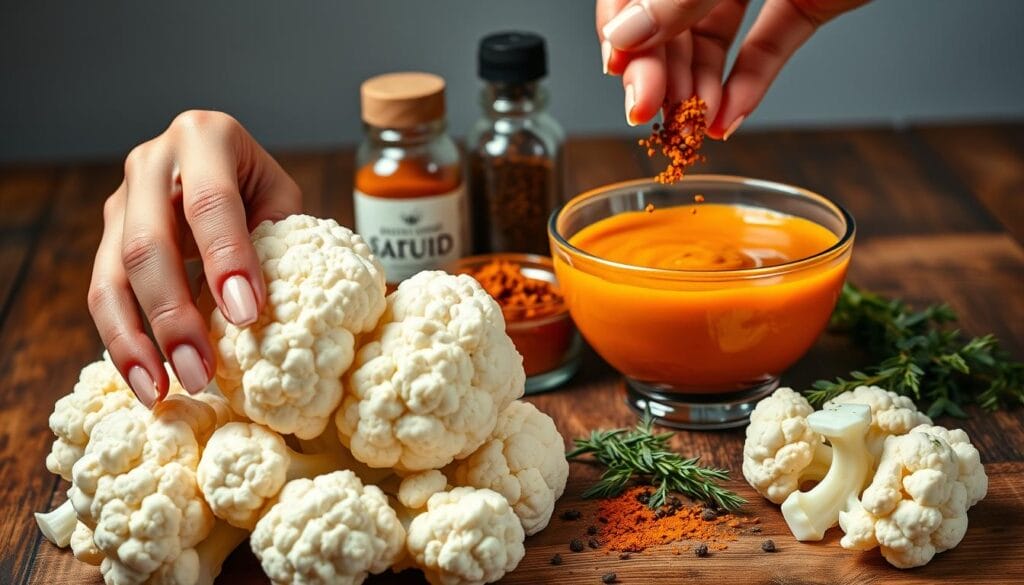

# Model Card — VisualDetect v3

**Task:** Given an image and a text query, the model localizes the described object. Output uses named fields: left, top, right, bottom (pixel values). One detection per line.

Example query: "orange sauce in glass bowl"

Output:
left=555, top=203, right=849, bottom=392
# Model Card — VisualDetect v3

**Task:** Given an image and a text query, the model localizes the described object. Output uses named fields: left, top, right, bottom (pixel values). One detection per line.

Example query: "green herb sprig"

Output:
left=566, top=411, right=745, bottom=511
left=806, top=283, right=1024, bottom=417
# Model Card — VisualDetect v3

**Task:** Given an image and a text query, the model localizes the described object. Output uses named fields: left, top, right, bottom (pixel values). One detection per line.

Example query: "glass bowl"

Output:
left=451, top=253, right=582, bottom=394
left=548, top=175, right=855, bottom=429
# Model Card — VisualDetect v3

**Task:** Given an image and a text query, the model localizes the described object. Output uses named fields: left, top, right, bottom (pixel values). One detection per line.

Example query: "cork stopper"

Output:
left=361, top=72, right=447, bottom=129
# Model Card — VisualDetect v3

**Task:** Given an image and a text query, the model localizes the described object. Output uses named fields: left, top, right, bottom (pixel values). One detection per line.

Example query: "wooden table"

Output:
left=2, top=124, right=1022, bottom=584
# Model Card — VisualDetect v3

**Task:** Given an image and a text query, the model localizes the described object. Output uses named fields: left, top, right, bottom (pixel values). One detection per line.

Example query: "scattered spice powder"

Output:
left=596, top=486, right=756, bottom=553
left=638, top=96, right=708, bottom=184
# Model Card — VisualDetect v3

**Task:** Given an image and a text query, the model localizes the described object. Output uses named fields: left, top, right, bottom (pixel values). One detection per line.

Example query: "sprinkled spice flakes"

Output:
left=638, top=96, right=708, bottom=184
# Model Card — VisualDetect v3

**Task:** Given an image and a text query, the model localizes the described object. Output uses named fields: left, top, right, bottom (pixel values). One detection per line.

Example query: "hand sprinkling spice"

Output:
left=638, top=96, right=708, bottom=184
left=566, top=409, right=745, bottom=511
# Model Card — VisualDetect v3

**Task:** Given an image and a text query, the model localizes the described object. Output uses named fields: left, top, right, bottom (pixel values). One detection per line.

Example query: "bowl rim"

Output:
left=548, top=174, right=856, bottom=281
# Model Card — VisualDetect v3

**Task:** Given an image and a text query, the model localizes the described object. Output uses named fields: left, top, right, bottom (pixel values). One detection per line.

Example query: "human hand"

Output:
left=597, top=0, right=870, bottom=138
left=89, top=110, right=301, bottom=407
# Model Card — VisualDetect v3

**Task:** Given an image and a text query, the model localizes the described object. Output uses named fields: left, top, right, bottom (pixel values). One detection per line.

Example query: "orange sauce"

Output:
left=555, top=204, right=849, bottom=392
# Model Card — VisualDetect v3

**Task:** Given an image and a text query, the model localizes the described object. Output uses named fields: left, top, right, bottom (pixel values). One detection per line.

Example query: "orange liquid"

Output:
left=555, top=204, right=849, bottom=392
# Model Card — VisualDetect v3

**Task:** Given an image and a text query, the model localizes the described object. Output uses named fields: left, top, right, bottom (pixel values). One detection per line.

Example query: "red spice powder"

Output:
left=596, top=487, right=757, bottom=553
left=638, top=96, right=708, bottom=184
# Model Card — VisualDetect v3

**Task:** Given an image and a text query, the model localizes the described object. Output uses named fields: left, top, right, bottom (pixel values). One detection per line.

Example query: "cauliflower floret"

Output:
left=742, top=388, right=832, bottom=504
left=839, top=424, right=988, bottom=568
left=450, top=401, right=568, bottom=535
left=405, top=487, right=525, bottom=585
left=197, top=421, right=340, bottom=530
left=68, top=394, right=226, bottom=584
left=824, top=385, right=932, bottom=458
left=337, top=271, right=524, bottom=472
left=46, top=356, right=146, bottom=480
left=398, top=470, right=449, bottom=511
left=70, top=522, right=104, bottom=566
left=251, top=470, right=405, bottom=585
left=212, top=215, right=386, bottom=439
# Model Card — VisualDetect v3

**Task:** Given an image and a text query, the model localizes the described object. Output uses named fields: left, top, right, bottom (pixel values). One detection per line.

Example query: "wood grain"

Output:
left=3, top=124, right=1024, bottom=585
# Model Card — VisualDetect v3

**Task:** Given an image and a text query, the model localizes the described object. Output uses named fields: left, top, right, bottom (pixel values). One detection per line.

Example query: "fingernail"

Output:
left=602, top=3, right=656, bottom=49
left=625, top=84, right=638, bottom=127
left=128, top=366, right=158, bottom=409
left=601, top=40, right=612, bottom=75
left=723, top=115, right=746, bottom=141
left=222, top=275, right=258, bottom=326
left=171, top=345, right=209, bottom=394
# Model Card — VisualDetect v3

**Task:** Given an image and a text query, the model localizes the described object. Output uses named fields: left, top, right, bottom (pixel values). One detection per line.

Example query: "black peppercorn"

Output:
left=601, top=572, right=618, bottom=584
left=560, top=509, right=582, bottom=521
left=700, top=508, right=717, bottom=521
left=569, top=538, right=585, bottom=552
left=618, top=552, right=631, bottom=560
left=550, top=553, right=563, bottom=565
left=694, top=543, right=709, bottom=557
left=588, top=537, right=601, bottom=549
left=761, top=539, right=777, bottom=553
left=587, top=525, right=598, bottom=535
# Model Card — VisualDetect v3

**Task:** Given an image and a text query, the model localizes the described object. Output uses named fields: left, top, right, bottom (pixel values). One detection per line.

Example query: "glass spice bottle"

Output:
left=354, top=72, right=467, bottom=284
left=468, top=32, right=564, bottom=255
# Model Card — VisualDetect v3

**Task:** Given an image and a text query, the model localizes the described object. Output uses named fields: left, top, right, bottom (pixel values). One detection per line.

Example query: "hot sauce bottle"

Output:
left=355, top=72, right=467, bottom=283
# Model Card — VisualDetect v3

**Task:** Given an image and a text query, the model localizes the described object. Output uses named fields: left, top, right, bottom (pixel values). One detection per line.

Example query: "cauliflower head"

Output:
left=839, top=424, right=988, bottom=568
left=68, top=395, right=223, bottom=584
left=251, top=470, right=405, bottom=585
left=742, top=387, right=832, bottom=504
left=406, top=487, right=525, bottom=585
left=824, top=385, right=932, bottom=457
left=450, top=401, right=568, bottom=535
left=337, top=271, right=524, bottom=472
left=212, top=215, right=386, bottom=440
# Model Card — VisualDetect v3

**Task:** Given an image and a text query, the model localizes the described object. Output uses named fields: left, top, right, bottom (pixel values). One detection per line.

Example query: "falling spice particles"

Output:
left=638, top=96, right=708, bottom=184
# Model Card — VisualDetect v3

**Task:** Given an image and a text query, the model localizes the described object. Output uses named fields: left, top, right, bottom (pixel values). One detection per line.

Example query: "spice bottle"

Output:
left=355, top=72, right=467, bottom=283
left=469, top=32, right=564, bottom=255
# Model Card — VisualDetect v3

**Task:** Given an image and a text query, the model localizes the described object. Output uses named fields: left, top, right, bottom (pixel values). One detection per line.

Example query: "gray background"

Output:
left=2, top=0, right=1022, bottom=163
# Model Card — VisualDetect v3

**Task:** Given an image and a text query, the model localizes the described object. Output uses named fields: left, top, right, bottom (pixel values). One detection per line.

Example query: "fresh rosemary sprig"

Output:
left=566, top=410, right=745, bottom=511
left=805, top=283, right=1024, bottom=417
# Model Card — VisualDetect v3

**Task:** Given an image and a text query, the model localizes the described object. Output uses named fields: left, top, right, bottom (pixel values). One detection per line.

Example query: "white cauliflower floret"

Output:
left=70, top=522, right=104, bottom=566
left=405, top=487, right=525, bottom=585
left=46, top=356, right=144, bottom=480
left=781, top=403, right=873, bottom=541
left=825, top=385, right=932, bottom=457
left=399, top=470, right=449, bottom=511
left=251, top=470, right=405, bottom=585
left=450, top=401, right=568, bottom=535
left=212, top=215, right=386, bottom=439
left=197, top=421, right=340, bottom=530
left=337, top=271, right=524, bottom=472
left=742, top=388, right=832, bottom=504
left=68, top=394, right=228, bottom=584
left=839, top=424, right=988, bottom=568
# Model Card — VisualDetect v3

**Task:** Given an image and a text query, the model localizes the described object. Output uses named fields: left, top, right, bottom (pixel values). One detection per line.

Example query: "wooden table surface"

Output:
left=2, top=124, right=1022, bottom=585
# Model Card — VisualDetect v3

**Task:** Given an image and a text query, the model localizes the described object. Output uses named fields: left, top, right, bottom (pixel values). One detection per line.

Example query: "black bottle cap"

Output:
left=478, top=31, right=547, bottom=83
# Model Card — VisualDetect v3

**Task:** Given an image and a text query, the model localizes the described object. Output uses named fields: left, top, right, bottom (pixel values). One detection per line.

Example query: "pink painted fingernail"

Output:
left=603, top=4, right=656, bottom=49
left=128, top=366, right=158, bottom=408
left=171, top=345, right=209, bottom=394
left=601, top=40, right=612, bottom=75
left=723, top=115, right=746, bottom=141
left=625, top=84, right=638, bottom=127
left=222, top=275, right=258, bottom=326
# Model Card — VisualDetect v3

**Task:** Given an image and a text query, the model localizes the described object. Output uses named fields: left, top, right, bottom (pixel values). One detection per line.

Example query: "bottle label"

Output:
left=354, top=186, right=467, bottom=282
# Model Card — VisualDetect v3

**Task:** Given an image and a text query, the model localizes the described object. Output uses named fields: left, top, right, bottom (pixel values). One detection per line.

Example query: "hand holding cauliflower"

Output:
left=39, top=214, right=568, bottom=585
left=744, top=386, right=988, bottom=569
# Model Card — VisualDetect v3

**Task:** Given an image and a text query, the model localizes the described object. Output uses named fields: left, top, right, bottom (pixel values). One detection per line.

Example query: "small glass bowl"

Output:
left=452, top=253, right=582, bottom=394
left=548, top=175, right=855, bottom=429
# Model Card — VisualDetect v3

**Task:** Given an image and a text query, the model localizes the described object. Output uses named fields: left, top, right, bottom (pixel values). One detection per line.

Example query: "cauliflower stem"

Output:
left=781, top=403, right=873, bottom=541
left=194, top=522, right=250, bottom=585
left=35, top=500, right=77, bottom=548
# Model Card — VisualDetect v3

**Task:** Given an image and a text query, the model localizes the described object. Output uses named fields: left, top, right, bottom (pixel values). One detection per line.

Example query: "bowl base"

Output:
left=624, top=377, right=778, bottom=430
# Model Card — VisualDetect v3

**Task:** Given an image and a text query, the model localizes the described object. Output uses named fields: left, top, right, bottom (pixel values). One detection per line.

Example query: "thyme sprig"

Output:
left=566, top=410, right=745, bottom=511
left=806, top=283, right=1024, bottom=417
